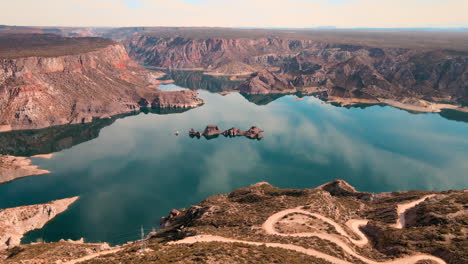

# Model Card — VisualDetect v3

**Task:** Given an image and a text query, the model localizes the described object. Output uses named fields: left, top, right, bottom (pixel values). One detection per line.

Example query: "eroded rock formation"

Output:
left=0, top=34, right=203, bottom=131
left=189, top=126, right=264, bottom=139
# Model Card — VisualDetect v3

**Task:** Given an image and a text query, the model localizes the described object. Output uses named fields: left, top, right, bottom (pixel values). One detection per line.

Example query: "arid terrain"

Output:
left=2, top=26, right=468, bottom=119
left=0, top=26, right=467, bottom=264
left=117, top=27, right=468, bottom=112
left=0, top=33, right=203, bottom=131
left=1, top=180, right=465, bottom=264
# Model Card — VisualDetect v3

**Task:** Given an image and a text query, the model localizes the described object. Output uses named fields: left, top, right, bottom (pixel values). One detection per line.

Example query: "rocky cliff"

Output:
left=0, top=196, right=79, bottom=250
left=0, top=155, right=49, bottom=184
left=124, top=30, right=468, bottom=110
left=0, top=34, right=203, bottom=131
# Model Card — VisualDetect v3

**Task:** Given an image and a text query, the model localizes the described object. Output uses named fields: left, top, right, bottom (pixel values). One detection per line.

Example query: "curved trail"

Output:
left=262, top=208, right=369, bottom=247
left=392, top=195, right=435, bottom=229
left=171, top=235, right=354, bottom=264
left=172, top=195, right=445, bottom=264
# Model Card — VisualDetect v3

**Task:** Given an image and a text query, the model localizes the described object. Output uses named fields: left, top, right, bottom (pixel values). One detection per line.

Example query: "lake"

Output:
left=0, top=71, right=467, bottom=245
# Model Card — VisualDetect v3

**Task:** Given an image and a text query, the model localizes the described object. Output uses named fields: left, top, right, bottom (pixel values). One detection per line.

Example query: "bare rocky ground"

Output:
left=1, top=180, right=465, bottom=264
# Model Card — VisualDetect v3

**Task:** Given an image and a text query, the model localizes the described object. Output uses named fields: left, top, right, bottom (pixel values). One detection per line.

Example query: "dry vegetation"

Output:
left=1, top=242, right=110, bottom=263
left=0, top=181, right=465, bottom=264
left=0, top=33, right=115, bottom=58
left=82, top=241, right=332, bottom=264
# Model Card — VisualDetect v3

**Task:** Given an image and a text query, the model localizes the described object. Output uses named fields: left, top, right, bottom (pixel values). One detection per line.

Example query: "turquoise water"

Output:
left=0, top=75, right=468, bottom=245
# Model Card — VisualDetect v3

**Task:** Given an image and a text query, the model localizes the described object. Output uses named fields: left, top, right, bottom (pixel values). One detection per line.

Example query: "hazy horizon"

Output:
left=3, top=0, right=468, bottom=28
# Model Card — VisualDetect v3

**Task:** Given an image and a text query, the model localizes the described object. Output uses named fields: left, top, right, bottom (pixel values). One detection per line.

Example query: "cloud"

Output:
left=2, top=0, right=467, bottom=28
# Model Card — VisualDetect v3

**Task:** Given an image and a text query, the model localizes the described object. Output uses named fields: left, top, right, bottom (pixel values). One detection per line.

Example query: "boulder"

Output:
left=245, top=126, right=265, bottom=139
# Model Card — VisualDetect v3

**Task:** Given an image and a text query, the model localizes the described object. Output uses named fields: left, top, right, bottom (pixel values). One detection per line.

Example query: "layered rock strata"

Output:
left=0, top=34, right=203, bottom=131
left=125, top=30, right=468, bottom=111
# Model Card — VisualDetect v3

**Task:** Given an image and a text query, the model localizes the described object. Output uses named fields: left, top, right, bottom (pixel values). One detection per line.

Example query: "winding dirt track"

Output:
left=172, top=195, right=446, bottom=264
left=392, top=195, right=435, bottom=229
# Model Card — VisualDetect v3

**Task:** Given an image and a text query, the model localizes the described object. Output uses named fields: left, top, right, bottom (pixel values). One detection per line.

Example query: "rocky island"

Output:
left=189, top=125, right=264, bottom=139
left=1, top=180, right=466, bottom=263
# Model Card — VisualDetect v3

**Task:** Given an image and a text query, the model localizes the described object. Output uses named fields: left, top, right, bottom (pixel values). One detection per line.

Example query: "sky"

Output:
left=2, top=0, right=468, bottom=28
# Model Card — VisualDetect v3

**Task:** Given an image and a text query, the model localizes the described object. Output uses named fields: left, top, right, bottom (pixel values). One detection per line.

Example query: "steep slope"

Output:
left=0, top=197, right=79, bottom=250
left=0, top=34, right=203, bottom=131
left=238, top=70, right=296, bottom=94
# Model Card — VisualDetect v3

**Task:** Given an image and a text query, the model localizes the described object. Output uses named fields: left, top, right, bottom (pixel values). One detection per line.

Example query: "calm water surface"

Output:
left=0, top=72, right=467, bottom=244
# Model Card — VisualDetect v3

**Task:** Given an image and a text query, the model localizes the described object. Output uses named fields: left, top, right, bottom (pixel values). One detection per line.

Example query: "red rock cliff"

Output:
left=0, top=39, right=203, bottom=131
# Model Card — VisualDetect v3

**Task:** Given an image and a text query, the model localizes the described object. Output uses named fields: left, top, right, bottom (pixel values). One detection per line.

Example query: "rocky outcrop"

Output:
left=0, top=34, right=203, bottom=131
left=238, top=70, right=296, bottom=94
left=0, top=196, right=79, bottom=250
left=189, top=126, right=264, bottom=139
left=317, top=179, right=374, bottom=200
left=0, top=155, right=49, bottom=184
left=146, top=90, right=203, bottom=109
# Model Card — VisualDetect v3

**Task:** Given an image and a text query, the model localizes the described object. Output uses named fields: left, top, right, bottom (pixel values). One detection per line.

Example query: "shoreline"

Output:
left=0, top=196, right=80, bottom=250
left=31, top=154, right=55, bottom=159
left=0, top=155, right=50, bottom=185
left=325, top=96, right=468, bottom=113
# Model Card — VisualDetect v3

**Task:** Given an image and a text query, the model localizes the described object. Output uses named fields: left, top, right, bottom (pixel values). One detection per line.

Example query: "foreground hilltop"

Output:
left=2, top=180, right=466, bottom=264
left=0, top=33, right=203, bottom=131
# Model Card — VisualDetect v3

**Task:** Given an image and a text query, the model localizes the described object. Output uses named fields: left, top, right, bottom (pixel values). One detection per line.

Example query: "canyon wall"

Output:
left=126, top=33, right=468, bottom=106
left=0, top=35, right=203, bottom=131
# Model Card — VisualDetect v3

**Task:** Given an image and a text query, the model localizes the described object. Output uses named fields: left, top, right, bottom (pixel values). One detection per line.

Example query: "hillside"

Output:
left=2, top=180, right=466, bottom=264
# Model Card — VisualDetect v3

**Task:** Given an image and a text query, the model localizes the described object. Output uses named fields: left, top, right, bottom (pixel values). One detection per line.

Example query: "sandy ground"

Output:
left=31, top=154, right=55, bottom=159
left=324, top=96, right=468, bottom=113
left=204, top=71, right=255, bottom=77
left=0, top=125, right=12, bottom=132
left=326, top=96, right=380, bottom=106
